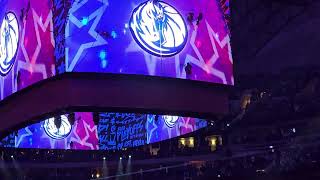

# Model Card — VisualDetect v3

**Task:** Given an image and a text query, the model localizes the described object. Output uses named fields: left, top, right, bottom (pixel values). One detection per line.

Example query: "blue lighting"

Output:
left=111, top=30, right=117, bottom=39
left=81, top=17, right=89, bottom=26
left=99, top=50, right=107, bottom=60
left=101, top=59, right=108, bottom=68
left=99, top=50, right=108, bottom=68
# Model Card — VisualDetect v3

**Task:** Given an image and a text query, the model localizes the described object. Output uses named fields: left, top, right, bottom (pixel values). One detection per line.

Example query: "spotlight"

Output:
left=99, top=50, right=107, bottom=60
left=129, top=155, right=131, bottom=158
left=103, top=157, right=106, bottom=160
left=10, top=155, right=13, bottom=159
left=101, top=59, right=108, bottom=68
left=96, top=173, right=100, bottom=178
left=111, top=30, right=118, bottom=39
left=81, top=17, right=89, bottom=26
left=120, top=157, right=122, bottom=160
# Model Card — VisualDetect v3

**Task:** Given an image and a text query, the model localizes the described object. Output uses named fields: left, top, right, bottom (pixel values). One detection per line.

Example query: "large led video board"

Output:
left=0, top=0, right=231, bottom=102
left=0, top=0, right=55, bottom=100
left=63, top=0, right=233, bottom=85
left=0, top=112, right=207, bottom=150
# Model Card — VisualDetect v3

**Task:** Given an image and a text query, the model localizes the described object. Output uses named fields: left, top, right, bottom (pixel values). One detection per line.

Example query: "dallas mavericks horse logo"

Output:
left=163, top=115, right=179, bottom=128
left=130, top=0, right=187, bottom=57
left=0, top=12, right=19, bottom=76
left=44, top=115, right=72, bottom=140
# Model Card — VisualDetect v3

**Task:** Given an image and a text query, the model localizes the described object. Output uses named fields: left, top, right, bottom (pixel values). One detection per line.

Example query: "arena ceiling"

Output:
left=231, top=0, right=319, bottom=76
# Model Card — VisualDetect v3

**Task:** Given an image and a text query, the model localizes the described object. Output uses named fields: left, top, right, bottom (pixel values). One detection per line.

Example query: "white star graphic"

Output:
left=146, top=115, right=158, bottom=144
left=81, top=121, right=99, bottom=150
left=15, top=127, right=33, bottom=147
left=184, top=21, right=233, bottom=84
left=30, top=9, right=55, bottom=64
left=65, top=0, right=109, bottom=72
left=205, top=21, right=233, bottom=65
left=69, top=120, right=84, bottom=149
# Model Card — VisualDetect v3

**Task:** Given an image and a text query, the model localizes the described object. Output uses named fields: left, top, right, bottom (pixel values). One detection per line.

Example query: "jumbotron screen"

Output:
left=0, top=0, right=231, bottom=101
left=63, top=0, right=233, bottom=84
left=0, top=112, right=207, bottom=150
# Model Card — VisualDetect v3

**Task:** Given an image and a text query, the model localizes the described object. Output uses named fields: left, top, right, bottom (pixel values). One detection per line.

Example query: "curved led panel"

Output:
left=130, top=0, right=187, bottom=57
left=43, top=115, right=72, bottom=140
left=0, top=112, right=208, bottom=150
left=0, top=12, right=19, bottom=76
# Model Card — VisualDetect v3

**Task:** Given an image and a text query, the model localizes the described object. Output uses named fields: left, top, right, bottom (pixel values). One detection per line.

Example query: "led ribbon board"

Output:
left=0, top=12, right=19, bottom=76
left=43, top=115, right=72, bottom=140
left=130, top=0, right=187, bottom=57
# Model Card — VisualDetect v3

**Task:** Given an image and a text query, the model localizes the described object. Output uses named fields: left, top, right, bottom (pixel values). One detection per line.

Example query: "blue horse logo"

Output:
left=44, top=115, right=72, bottom=140
left=130, top=0, right=187, bottom=57
left=0, top=12, right=19, bottom=76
